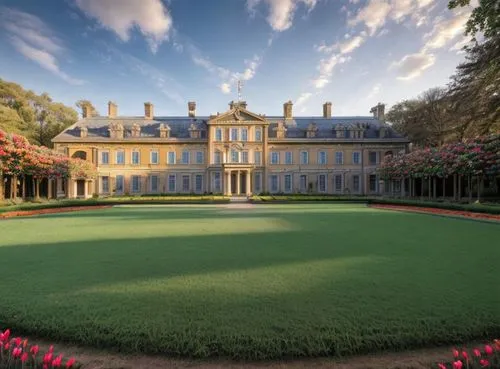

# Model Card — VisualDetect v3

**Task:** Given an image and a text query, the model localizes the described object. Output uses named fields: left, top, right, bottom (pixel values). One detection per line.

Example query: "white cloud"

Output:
left=295, top=92, right=312, bottom=107
left=366, top=83, right=382, bottom=99
left=338, top=35, right=365, bottom=54
left=312, top=78, right=330, bottom=89
left=390, top=52, right=435, bottom=80
left=220, top=83, right=231, bottom=94
left=75, top=0, right=173, bottom=53
left=0, top=7, right=85, bottom=85
left=422, top=9, right=470, bottom=51
left=347, top=0, right=392, bottom=36
left=246, top=0, right=318, bottom=31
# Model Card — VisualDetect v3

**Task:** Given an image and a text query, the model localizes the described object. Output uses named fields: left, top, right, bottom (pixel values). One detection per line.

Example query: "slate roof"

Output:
left=53, top=114, right=406, bottom=142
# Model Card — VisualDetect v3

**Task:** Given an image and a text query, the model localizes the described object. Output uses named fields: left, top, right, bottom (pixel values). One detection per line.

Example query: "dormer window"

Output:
left=189, top=123, right=202, bottom=139
left=131, top=123, right=141, bottom=138
left=158, top=123, right=171, bottom=138
left=335, top=124, right=346, bottom=138
left=306, top=123, right=318, bottom=138
left=274, top=121, right=287, bottom=139
left=108, top=122, right=124, bottom=139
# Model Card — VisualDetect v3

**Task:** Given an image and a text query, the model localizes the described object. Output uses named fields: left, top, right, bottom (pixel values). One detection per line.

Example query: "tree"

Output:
left=75, top=99, right=99, bottom=118
left=448, top=0, right=499, bottom=38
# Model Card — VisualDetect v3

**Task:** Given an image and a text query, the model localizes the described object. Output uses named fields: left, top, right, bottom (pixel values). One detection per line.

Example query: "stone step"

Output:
left=229, top=196, right=250, bottom=203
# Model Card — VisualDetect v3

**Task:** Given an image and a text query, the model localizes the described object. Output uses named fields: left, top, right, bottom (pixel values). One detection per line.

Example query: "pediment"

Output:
left=210, top=108, right=267, bottom=123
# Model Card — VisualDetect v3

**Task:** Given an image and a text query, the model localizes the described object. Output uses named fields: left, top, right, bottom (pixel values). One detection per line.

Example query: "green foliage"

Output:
left=448, top=0, right=499, bottom=38
left=75, top=99, right=99, bottom=117
left=0, top=79, right=78, bottom=147
left=0, top=205, right=498, bottom=359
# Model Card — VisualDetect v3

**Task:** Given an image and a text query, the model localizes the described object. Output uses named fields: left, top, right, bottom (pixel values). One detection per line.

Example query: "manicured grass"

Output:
left=0, top=204, right=499, bottom=359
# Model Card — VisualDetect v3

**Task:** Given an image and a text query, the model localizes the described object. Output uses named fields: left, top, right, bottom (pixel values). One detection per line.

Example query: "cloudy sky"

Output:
left=0, top=0, right=474, bottom=117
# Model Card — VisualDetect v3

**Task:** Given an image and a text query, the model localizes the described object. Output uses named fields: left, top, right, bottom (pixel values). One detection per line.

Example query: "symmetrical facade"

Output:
left=52, top=100, right=409, bottom=198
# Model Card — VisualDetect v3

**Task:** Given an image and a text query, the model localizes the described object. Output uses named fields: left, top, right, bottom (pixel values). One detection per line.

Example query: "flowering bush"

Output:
left=436, top=340, right=500, bottom=368
left=0, top=329, right=78, bottom=369
left=378, top=134, right=500, bottom=179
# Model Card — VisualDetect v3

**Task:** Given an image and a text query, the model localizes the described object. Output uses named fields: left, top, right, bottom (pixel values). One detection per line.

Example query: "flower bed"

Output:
left=435, top=341, right=500, bottom=368
left=0, top=206, right=112, bottom=219
left=371, top=204, right=500, bottom=221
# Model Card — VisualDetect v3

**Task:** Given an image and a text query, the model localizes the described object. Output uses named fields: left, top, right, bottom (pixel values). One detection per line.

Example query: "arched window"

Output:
left=385, top=150, right=393, bottom=157
left=72, top=151, right=87, bottom=160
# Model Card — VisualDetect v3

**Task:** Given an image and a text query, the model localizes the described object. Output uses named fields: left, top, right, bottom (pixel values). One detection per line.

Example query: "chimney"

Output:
left=108, top=101, right=117, bottom=118
left=82, top=104, right=92, bottom=119
left=283, top=100, right=293, bottom=119
left=144, top=102, right=154, bottom=120
left=188, top=101, right=196, bottom=117
left=323, top=102, right=332, bottom=118
left=370, top=103, right=385, bottom=121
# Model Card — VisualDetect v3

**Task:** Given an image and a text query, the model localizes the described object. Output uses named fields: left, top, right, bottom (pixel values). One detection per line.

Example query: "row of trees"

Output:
left=0, top=130, right=96, bottom=201
left=378, top=134, right=500, bottom=200
left=387, top=0, right=499, bottom=146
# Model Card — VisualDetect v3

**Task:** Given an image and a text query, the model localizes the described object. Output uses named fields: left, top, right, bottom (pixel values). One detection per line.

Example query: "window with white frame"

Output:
left=318, top=151, right=327, bottom=165
left=115, top=150, right=125, bottom=164
left=270, top=152, right=279, bottom=165
left=196, top=151, right=204, bottom=164
left=231, top=149, right=239, bottom=163
left=254, top=172, right=261, bottom=193
left=230, top=128, right=238, bottom=141
left=182, top=175, right=190, bottom=192
left=318, top=174, right=327, bottom=192
left=255, top=128, right=262, bottom=142
left=215, top=127, right=222, bottom=141
left=254, top=151, right=261, bottom=165
left=131, top=175, right=141, bottom=192
left=131, top=151, right=140, bottom=165
left=213, top=172, right=221, bottom=192
left=214, top=151, right=222, bottom=164
left=300, top=151, right=309, bottom=165
left=300, top=175, right=307, bottom=192
left=353, top=151, right=361, bottom=165
left=335, top=151, right=344, bottom=165
left=168, top=174, right=176, bottom=192
left=270, top=175, right=279, bottom=192
left=181, top=150, right=190, bottom=164
left=115, top=175, right=124, bottom=193
left=241, top=128, right=248, bottom=141
left=101, top=151, right=109, bottom=164
left=353, top=175, right=360, bottom=192
left=195, top=174, right=203, bottom=192
left=284, top=174, right=292, bottom=192
left=285, top=151, right=293, bottom=165
left=167, top=151, right=176, bottom=164
left=369, top=151, right=378, bottom=165
left=241, top=151, right=249, bottom=163
left=150, top=175, right=159, bottom=192
left=150, top=150, right=159, bottom=164
left=334, top=175, right=342, bottom=192
left=101, top=176, right=109, bottom=193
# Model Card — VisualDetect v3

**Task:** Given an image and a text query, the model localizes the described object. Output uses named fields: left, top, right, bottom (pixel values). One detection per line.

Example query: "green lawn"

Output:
left=0, top=204, right=499, bottom=359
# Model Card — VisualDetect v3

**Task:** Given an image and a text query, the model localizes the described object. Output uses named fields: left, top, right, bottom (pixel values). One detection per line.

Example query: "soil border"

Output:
left=0, top=205, right=113, bottom=219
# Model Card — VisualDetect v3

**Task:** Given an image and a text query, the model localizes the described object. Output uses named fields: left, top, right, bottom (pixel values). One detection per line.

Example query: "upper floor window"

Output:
left=241, top=128, right=248, bottom=142
left=353, top=151, right=361, bottom=164
left=150, top=150, right=159, bottom=164
left=131, top=151, right=140, bottom=165
left=254, top=151, right=262, bottom=165
left=230, top=128, right=238, bottom=141
left=241, top=151, right=249, bottom=163
left=369, top=151, right=378, bottom=165
left=196, top=151, right=204, bottom=164
left=335, top=151, right=343, bottom=165
left=270, top=151, right=279, bottom=165
left=285, top=151, right=293, bottom=165
left=115, top=150, right=125, bottom=164
left=215, top=127, right=223, bottom=141
left=300, top=151, right=309, bottom=165
left=214, top=151, right=222, bottom=164
left=100, top=151, right=109, bottom=165
left=318, top=151, right=327, bottom=165
left=231, top=149, right=239, bottom=163
left=167, top=151, right=176, bottom=164
left=181, top=150, right=190, bottom=164
left=255, top=128, right=262, bottom=142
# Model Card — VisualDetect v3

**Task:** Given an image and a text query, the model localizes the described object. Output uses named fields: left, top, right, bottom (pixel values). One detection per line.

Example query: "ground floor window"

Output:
left=299, top=175, right=307, bottom=192
left=369, top=175, right=377, bottom=192
left=195, top=174, right=203, bottom=192
left=150, top=175, right=159, bottom=193
left=168, top=175, right=176, bottom=192
left=270, top=175, right=279, bottom=193
left=318, top=174, right=327, bottom=192
left=394, top=180, right=401, bottom=193
left=131, top=176, right=140, bottom=193
left=284, top=174, right=292, bottom=192
left=115, top=175, right=124, bottom=193
left=334, top=175, right=342, bottom=192
left=213, top=172, right=221, bottom=192
left=182, top=175, right=190, bottom=192
left=254, top=172, right=261, bottom=193
left=101, top=176, right=109, bottom=193
left=352, top=175, right=360, bottom=192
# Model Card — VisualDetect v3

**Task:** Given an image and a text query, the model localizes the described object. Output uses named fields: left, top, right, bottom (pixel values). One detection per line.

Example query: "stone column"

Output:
left=236, top=170, right=241, bottom=195
left=48, top=179, right=53, bottom=199
left=226, top=171, right=232, bottom=195
left=246, top=170, right=251, bottom=196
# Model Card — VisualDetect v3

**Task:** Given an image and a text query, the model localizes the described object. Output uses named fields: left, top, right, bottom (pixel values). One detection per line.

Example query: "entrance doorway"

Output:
left=76, top=180, right=85, bottom=197
left=229, top=172, right=247, bottom=195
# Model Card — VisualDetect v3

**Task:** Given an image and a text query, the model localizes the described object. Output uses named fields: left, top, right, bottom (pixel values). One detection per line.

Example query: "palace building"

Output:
left=52, top=100, right=409, bottom=198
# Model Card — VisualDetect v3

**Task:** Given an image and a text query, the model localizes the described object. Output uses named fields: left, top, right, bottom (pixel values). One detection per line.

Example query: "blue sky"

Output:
left=0, top=0, right=474, bottom=117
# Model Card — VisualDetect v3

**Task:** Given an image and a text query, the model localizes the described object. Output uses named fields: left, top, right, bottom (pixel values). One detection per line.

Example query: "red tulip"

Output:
left=453, top=349, right=459, bottom=358
left=0, top=329, right=11, bottom=343
left=479, top=359, right=489, bottom=367
left=43, top=352, right=53, bottom=364
left=49, top=345, right=54, bottom=353
left=14, top=337, right=22, bottom=346
left=484, top=345, right=493, bottom=355
left=438, top=363, right=447, bottom=369
left=12, top=347, right=22, bottom=358
left=4, top=342, right=10, bottom=350
left=474, top=348, right=481, bottom=357
left=52, top=354, right=63, bottom=367
left=21, top=352, right=29, bottom=363
left=461, top=351, right=468, bottom=361
left=453, top=360, right=463, bottom=369
left=66, top=357, right=76, bottom=368
left=31, top=345, right=40, bottom=356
